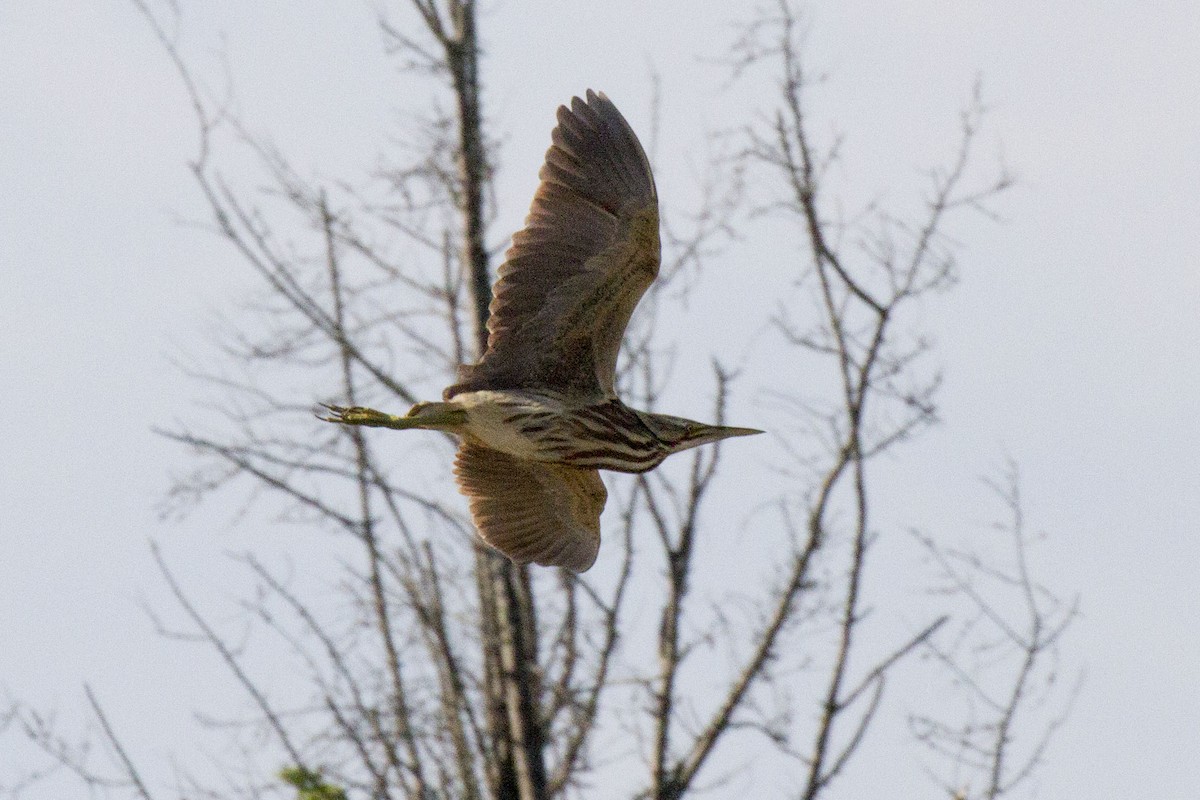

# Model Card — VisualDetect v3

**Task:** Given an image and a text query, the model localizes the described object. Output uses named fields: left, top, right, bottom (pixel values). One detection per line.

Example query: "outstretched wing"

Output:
left=453, top=440, right=607, bottom=572
left=447, top=90, right=659, bottom=401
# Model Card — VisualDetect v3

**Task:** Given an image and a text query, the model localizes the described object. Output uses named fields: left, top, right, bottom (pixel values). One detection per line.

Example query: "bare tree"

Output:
left=910, top=463, right=1081, bottom=800
left=2, top=2, right=1076, bottom=799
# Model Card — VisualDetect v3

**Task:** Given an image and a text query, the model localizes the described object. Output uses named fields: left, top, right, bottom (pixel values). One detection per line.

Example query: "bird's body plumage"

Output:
left=450, top=390, right=672, bottom=472
left=323, top=90, right=760, bottom=572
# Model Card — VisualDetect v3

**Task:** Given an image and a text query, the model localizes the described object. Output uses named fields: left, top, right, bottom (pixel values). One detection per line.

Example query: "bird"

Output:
left=321, top=90, right=761, bottom=572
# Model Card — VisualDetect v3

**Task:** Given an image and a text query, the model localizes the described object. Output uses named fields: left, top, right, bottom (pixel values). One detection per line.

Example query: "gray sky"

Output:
left=3, top=1, right=1198, bottom=797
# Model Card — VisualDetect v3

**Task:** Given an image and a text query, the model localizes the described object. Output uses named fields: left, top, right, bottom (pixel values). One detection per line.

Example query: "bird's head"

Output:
left=639, top=412, right=763, bottom=454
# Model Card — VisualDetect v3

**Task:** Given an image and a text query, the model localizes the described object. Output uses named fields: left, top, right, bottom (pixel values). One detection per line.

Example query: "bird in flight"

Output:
left=322, top=90, right=760, bottom=572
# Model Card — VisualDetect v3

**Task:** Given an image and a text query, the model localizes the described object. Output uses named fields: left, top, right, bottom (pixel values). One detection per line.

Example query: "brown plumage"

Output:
left=321, top=91, right=761, bottom=572
left=454, top=440, right=607, bottom=572
left=446, top=90, right=660, bottom=399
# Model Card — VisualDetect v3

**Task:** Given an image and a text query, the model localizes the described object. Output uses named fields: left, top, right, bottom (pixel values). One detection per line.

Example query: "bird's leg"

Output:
left=318, top=402, right=467, bottom=431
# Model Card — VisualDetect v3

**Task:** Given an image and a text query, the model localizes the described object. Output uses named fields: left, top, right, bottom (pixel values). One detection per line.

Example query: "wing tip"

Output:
left=550, top=89, right=656, bottom=206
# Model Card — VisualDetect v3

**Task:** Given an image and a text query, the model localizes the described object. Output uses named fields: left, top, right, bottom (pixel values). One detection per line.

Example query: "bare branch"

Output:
left=151, top=541, right=306, bottom=766
left=83, top=687, right=155, bottom=800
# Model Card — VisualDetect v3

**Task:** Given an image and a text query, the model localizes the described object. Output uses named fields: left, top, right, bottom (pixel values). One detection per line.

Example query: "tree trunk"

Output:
left=448, top=3, right=547, bottom=797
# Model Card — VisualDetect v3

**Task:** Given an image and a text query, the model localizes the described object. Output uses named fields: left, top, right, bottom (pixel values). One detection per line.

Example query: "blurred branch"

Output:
left=911, top=464, right=1081, bottom=800
left=84, top=687, right=155, bottom=800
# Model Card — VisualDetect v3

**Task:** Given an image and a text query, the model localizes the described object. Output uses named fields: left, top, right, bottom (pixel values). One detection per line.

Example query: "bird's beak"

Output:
left=687, top=424, right=764, bottom=447
left=720, top=425, right=765, bottom=439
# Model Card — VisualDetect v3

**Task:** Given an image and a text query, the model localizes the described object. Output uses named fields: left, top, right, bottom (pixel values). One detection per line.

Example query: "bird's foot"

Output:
left=318, top=403, right=412, bottom=429
left=318, top=402, right=467, bottom=431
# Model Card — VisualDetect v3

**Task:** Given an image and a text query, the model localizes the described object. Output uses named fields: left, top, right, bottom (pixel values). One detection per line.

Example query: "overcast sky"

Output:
left=3, top=1, right=1199, bottom=797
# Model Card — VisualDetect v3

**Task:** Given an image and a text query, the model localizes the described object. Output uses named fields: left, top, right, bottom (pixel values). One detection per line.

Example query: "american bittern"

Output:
left=322, top=90, right=760, bottom=572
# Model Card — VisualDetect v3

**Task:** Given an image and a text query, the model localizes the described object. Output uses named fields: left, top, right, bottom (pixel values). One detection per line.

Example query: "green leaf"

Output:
left=279, top=766, right=348, bottom=800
